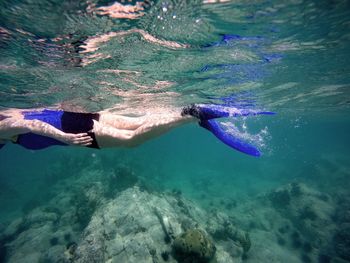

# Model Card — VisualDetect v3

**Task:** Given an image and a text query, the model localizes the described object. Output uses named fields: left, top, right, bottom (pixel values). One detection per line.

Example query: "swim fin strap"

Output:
left=199, top=119, right=261, bottom=157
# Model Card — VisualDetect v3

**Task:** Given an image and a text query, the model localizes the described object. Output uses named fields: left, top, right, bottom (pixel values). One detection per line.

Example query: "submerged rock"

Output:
left=0, top=239, right=6, bottom=263
left=1, top=162, right=249, bottom=263
left=268, top=189, right=291, bottom=209
left=333, top=223, right=350, bottom=261
left=173, top=229, right=216, bottom=263
left=226, top=183, right=339, bottom=263
left=72, top=187, right=246, bottom=263
left=210, top=220, right=251, bottom=255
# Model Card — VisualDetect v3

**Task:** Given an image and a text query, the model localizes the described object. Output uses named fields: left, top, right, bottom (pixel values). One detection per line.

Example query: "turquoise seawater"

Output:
left=1, top=1, right=350, bottom=262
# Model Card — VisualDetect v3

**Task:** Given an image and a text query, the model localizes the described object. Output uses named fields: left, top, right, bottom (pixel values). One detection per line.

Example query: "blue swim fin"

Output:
left=198, top=104, right=275, bottom=118
left=199, top=119, right=261, bottom=157
left=182, top=104, right=275, bottom=120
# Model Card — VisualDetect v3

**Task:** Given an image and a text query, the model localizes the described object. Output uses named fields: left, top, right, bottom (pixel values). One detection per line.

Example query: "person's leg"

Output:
left=93, top=113, right=195, bottom=148
left=98, top=113, right=145, bottom=130
left=128, top=113, right=195, bottom=146
left=92, top=120, right=136, bottom=147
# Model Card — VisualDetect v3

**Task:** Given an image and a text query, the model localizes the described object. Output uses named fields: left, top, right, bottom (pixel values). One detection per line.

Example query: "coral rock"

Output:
left=173, top=229, right=216, bottom=263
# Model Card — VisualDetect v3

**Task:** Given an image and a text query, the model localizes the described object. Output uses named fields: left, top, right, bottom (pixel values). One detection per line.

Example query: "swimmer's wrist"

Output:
left=56, top=132, right=72, bottom=144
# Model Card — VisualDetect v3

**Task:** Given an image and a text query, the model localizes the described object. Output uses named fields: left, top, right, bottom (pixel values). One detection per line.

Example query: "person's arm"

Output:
left=0, top=118, right=92, bottom=146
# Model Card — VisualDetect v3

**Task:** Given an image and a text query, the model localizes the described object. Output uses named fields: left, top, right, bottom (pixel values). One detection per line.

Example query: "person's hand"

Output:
left=61, top=133, right=93, bottom=146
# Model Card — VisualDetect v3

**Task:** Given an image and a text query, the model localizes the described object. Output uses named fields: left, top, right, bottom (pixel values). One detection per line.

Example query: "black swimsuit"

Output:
left=60, top=111, right=100, bottom=148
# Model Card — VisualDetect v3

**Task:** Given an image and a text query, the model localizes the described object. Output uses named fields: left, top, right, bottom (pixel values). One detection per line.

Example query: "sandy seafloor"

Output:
left=1, top=114, right=350, bottom=263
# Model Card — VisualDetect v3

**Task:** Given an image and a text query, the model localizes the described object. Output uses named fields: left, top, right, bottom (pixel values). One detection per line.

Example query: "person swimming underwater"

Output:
left=0, top=105, right=274, bottom=156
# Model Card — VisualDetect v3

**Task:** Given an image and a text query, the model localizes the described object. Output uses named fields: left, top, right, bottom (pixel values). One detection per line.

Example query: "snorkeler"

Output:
left=0, top=105, right=273, bottom=156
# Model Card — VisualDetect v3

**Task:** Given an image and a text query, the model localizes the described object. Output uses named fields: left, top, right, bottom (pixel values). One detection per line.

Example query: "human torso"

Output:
left=0, top=109, right=64, bottom=149
left=0, top=108, right=100, bottom=149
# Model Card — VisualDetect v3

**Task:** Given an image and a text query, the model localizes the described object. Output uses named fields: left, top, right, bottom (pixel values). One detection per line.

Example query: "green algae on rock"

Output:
left=173, top=229, right=216, bottom=263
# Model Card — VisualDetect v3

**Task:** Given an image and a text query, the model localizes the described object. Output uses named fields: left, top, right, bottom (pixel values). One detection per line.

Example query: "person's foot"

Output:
left=181, top=104, right=229, bottom=120
left=181, top=104, right=201, bottom=118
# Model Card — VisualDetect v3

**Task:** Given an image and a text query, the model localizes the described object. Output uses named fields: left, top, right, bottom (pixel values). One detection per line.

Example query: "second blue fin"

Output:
left=199, top=119, right=261, bottom=157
